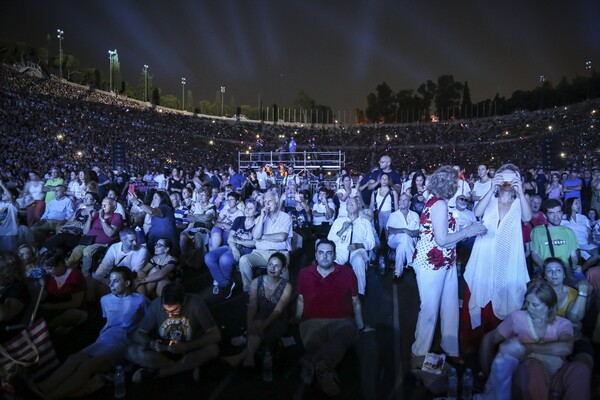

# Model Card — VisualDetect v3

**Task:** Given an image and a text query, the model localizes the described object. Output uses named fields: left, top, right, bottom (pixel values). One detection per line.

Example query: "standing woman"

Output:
left=411, top=166, right=486, bottom=365
left=545, top=173, right=563, bottom=201
left=522, top=172, right=537, bottom=196
left=370, top=173, right=398, bottom=236
left=406, top=171, right=428, bottom=215
left=460, top=163, right=531, bottom=353
left=22, top=171, right=45, bottom=226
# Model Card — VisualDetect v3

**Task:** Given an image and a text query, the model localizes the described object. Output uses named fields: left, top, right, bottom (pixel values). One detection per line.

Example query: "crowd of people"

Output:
left=1, top=64, right=600, bottom=398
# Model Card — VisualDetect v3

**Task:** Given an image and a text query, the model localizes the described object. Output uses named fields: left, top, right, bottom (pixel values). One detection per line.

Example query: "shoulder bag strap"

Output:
left=544, top=224, right=555, bottom=257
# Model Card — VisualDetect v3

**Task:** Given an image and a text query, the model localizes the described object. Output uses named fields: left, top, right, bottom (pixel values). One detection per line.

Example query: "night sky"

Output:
left=1, top=0, right=598, bottom=111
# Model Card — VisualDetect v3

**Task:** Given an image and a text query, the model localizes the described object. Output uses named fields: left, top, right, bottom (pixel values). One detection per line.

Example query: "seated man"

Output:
left=31, top=185, right=74, bottom=242
left=327, top=197, right=375, bottom=295
left=89, top=227, right=148, bottom=301
left=239, top=192, right=292, bottom=292
left=386, top=193, right=419, bottom=279
left=530, top=199, right=579, bottom=279
left=126, top=282, right=221, bottom=382
left=43, top=192, right=100, bottom=253
left=66, top=197, right=124, bottom=275
left=295, top=240, right=366, bottom=397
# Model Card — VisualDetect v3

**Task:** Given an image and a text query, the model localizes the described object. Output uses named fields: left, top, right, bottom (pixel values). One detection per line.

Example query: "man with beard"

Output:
left=295, top=239, right=366, bottom=397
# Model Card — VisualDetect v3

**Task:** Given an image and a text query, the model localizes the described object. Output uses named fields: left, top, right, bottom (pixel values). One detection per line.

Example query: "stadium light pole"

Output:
left=221, top=86, right=225, bottom=116
left=539, top=74, right=545, bottom=110
left=56, top=29, right=64, bottom=79
left=108, top=50, right=117, bottom=92
left=181, top=78, right=186, bottom=111
left=586, top=60, right=592, bottom=99
left=143, top=64, right=149, bottom=102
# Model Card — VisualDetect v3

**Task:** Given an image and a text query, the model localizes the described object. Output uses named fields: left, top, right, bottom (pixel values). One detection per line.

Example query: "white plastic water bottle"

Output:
left=114, top=364, right=126, bottom=399
left=263, top=351, right=273, bottom=382
left=462, top=368, right=473, bottom=400
left=447, top=367, right=458, bottom=400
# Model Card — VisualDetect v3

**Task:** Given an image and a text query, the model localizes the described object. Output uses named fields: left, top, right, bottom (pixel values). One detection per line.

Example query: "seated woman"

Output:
left=17, top=244, right=45, bottom=281
left=179, top=187, right=216, bottom=262
left=479, top=280, right=590, bottom=400
left=130, top=191, right=178, bottom=254
left=205, top=198, right=258, bottom=297
left=543, top=257, right=594, bottom=371
left=136, top=238, right=178, bottom=299
left=209, top=192, right=243, bottom=251
left=39, top=249, right=87, bottom=335
left=0, top=252, right=30, bottom=343
left=222, top=252, right=292, bottom=368
left=20, top=267, right=148, bottom=400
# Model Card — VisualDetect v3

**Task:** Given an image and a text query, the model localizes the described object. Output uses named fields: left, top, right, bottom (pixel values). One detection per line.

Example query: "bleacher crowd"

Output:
left=1, top=64, right=600, bottom=398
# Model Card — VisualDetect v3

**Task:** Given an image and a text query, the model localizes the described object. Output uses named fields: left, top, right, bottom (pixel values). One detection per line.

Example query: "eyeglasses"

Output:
left=457, top=198, right=467, bottom=202
left=162, top=304, right=182, bottom=316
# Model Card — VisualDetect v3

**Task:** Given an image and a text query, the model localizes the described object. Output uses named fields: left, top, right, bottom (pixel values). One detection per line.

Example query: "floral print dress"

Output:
left=412, top=196, right=457, bottom=271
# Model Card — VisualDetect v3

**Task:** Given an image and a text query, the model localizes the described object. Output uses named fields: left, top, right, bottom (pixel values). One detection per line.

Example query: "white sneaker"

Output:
left=231, top=335, right=247, bottom=347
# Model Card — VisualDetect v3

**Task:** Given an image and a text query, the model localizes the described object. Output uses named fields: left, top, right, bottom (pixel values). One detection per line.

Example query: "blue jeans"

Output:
left=204, top=245, right=252, bottom=287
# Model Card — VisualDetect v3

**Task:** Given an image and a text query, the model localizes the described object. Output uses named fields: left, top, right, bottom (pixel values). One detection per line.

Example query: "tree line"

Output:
left=1, top=38, right=598, bottom=123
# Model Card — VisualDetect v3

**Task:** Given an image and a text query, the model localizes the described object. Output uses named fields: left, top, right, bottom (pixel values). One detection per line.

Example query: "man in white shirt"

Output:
left=386, top=194, right=420, bottom=278
left=153, top=168, right=168, bottom=190
left=239, top=192, right=292, bottom=292
left=448, top=165, right=470, bottom=208
left=89, top=227, right=148, bottom=300
left=256, top=166, right=269, bottom=191
left=31, top=185, right=74, bottom=242
left=327, top=197, right=375, bottom=295
left=470, top=164, right=492, bottom=209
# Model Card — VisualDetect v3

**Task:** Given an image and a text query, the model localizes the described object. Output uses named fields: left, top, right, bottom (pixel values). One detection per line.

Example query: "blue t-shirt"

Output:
left=563, top=177, right=582, bottom=200
left=149, top=204, right=178, bottom=247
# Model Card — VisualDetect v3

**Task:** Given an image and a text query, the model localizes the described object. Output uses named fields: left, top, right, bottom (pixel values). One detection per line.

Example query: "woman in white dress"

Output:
left=460, top=163, right=531, bottom=353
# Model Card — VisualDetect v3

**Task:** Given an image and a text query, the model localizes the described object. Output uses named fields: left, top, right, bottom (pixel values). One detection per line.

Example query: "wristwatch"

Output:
left=578, top=291, right=588, bottom=298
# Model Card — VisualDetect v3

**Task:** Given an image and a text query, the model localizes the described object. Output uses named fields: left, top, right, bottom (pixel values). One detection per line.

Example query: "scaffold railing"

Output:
left=238, top=151, right=345, bottom=172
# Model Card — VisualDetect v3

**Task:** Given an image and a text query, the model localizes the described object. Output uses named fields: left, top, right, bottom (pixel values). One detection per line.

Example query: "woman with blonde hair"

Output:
left=411, top=166, right=486, bottom=366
